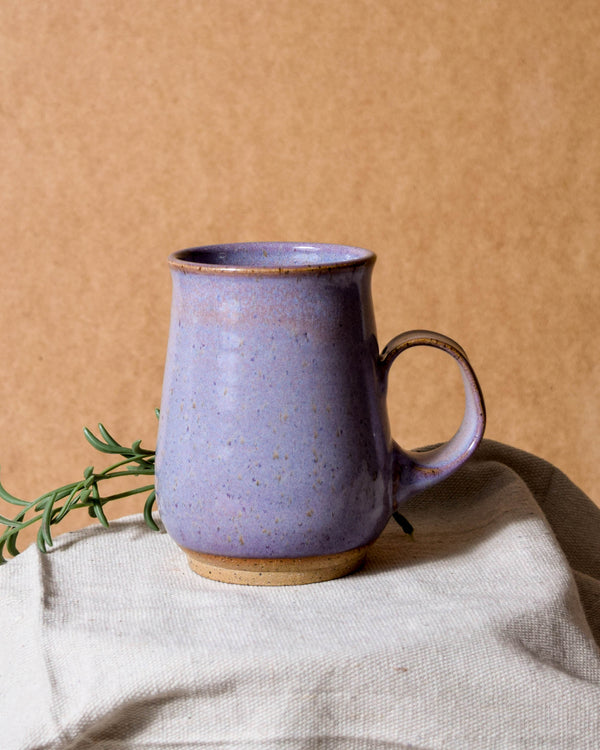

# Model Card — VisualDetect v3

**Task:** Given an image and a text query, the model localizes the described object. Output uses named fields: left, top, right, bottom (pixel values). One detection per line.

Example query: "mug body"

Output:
left=155, top=243, right=394, bottom=581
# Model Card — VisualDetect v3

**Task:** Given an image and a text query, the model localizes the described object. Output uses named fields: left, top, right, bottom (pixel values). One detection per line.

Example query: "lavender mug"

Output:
left=155, top=243, right=485, bottom=585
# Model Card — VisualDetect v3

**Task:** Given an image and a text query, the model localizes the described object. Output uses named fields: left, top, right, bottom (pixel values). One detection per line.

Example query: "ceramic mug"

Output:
left=155, top=243, right=485, bottom=585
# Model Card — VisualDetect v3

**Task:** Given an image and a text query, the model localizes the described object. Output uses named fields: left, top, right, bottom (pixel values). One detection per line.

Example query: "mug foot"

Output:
left=181, top=544, right=371, bottom=585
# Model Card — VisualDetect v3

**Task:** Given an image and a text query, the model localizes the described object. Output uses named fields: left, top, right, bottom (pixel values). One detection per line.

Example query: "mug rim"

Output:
left=168, top=242, right=376, bottom=275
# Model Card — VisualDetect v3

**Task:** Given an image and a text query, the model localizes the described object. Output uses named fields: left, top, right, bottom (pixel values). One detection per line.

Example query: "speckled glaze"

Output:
left=155, top=243, right=485, bottom=584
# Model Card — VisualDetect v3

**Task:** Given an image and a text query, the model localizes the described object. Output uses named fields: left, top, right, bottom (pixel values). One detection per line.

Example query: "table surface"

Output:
left=1, top=439, right=599, bottom=749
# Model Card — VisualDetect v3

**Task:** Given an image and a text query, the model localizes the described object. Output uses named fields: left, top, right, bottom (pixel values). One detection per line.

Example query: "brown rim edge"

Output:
left=168, top=243, right=377, bottom=276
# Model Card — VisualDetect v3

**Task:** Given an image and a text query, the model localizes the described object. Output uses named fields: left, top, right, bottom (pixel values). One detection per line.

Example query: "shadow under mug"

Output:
left=155, top=243, right=486, bottom=585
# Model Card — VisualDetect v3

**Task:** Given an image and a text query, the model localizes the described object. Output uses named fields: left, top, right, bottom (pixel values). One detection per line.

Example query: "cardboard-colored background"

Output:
left=1, top=1, right=598, bottom=551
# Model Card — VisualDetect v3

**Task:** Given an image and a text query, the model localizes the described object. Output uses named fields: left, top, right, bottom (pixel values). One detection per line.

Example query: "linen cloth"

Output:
left=1, top=439, right=599, bottom=749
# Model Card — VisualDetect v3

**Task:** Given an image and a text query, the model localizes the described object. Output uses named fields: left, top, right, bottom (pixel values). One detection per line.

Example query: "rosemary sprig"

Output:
left=0, top=412, right=159, bottom=563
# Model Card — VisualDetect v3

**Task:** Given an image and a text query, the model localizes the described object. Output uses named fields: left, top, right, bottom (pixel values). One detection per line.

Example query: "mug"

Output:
left=155, top=243, right=485, bottom=585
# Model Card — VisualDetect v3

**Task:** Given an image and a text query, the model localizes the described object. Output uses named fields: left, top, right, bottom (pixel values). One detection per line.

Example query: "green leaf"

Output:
left=392, top=511, right=414, bottom=537
left=83, top=427, right=115, bottom=454
left=41, top=494, right=57, bottom=548
left=78, top=487, right=91, bottom=505
left=37, top=525, right=48, bottom=554
left=97, top=423, right=121, bottom=446
left=143, top=490, right=159, bottom=531
left=91, top=501, right=109, bottom=528
left=0, top=472, right=28, bottom=507
left=6, top=529, right=20, bottom=558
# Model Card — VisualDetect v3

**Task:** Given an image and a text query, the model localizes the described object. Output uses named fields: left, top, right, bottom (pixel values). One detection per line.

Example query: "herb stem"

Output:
left=0, top=417, right=159, bottom=563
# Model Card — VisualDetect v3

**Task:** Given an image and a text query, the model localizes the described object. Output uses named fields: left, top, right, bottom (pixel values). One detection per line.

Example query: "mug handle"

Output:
left=379, top=330, right=486, bottom=502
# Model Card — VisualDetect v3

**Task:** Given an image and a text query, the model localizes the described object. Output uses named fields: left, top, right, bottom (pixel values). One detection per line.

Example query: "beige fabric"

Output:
left=1, top=440, right=599, bottom=748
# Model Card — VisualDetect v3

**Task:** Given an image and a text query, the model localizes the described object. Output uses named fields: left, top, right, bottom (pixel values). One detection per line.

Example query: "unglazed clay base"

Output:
left=182, top=544, right=371, bottom=585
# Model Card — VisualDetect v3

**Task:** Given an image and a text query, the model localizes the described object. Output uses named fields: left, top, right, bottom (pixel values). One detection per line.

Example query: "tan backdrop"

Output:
left=1, top=1, right=598, bottom=553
